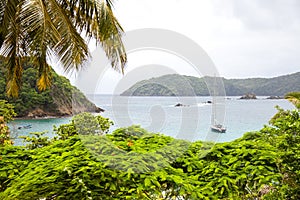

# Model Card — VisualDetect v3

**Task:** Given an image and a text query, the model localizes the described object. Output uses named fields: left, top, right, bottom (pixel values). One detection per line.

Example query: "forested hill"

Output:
left=0, top=59, right=103, bottom=118
left=121, top=72, right=300, bottom=96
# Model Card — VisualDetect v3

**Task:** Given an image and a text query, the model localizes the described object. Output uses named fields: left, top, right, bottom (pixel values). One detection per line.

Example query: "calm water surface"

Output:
left=9, top=95, right=294, bottom=145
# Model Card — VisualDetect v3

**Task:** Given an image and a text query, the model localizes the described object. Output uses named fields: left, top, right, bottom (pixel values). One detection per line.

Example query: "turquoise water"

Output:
left=9, top=117, right=71, bottom=146
left=9, top=95, right=295, bottom=145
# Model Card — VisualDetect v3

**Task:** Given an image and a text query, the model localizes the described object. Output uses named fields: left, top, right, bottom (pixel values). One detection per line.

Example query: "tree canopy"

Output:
left=121, top=73, right=300, bottom=96
left=0, top=0, right=126, bottom=97
left=0, top=59, right=102, bottom=117
left=0, top=105, right=299, bottom=199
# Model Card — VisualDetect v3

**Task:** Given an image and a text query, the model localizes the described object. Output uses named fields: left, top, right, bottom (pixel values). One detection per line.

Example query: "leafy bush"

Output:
left=260, top=107, right=300, bottom=199
left=0, top=145, right=31, bottom=193
left=0, top=100, right=16, bottom=145
left=0, top=106, right=299, bottom=199
left=54, top=113, right=113, bottom=140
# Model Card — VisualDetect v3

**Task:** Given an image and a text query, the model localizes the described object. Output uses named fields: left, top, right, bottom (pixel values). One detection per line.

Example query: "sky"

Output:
left=55, top=0, right=300, bottom=94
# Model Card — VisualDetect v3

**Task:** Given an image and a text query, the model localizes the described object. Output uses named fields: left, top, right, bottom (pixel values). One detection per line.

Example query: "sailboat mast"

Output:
left=212, top=75, right=217, bottom=125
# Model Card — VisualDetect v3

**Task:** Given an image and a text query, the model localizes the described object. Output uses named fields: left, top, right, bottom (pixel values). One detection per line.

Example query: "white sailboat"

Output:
left=211, top=120, right=226, bottom=133
left=210, top=76, right=226, bottom=133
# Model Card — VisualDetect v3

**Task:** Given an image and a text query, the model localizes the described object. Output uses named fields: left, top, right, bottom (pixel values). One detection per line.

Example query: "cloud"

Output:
left=229, top=0, right=300, bottom=31
left=66, top=0, right=300, bottom=94
left=206, top=0, right=300, bottom=77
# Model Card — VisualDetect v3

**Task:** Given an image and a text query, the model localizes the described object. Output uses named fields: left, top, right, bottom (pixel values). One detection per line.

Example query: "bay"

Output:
left=9, top=95, right=294, bottom=145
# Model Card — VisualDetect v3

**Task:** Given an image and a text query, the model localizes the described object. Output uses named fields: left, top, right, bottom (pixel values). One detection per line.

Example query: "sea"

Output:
left=9, top=95, right=295, bottom=145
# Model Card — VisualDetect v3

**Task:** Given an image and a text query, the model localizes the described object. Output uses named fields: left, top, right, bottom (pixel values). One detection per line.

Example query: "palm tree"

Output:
left=285, top=92, right=300, bottom=109
left=0, top=0, right=127, bottom=97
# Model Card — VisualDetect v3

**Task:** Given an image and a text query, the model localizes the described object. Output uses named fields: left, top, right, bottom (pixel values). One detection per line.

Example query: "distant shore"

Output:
left=14, top=115, right=71, bottom=120
left=14, top=111, right=102, bottom=120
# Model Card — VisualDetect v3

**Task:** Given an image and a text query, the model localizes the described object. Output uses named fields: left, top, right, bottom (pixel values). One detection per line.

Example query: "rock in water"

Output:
left=240, top=93, right=257, bottom=99
left=266, top=96, right=283, bottom=99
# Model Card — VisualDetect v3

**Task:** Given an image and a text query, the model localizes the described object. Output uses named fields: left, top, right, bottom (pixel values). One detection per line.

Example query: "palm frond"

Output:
left=19, top=0, right=60, bottom=91
left=0, top=0, right=24, bottom=97
left=47, top=0, right=89, bottom=73
left=92, top=1, right=126, bottom=73
left=35, top=54, right=52, bottom=91
left=0, top=0, right=6, bottom=47
left=0, top=0, right=20, bottom=48
left=58, top=0, right=127, bottom=72
left=21, top=0, right=88, bottom=85
left=6, top=57, right=22, bottom=97
left=0, top=0, right=127, bottom=96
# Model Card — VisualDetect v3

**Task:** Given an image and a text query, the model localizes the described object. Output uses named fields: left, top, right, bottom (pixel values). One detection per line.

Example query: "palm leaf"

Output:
left=0, top=0, right=127, bottom=96
left=19, top=0, right=61, bottom=91
left=47, top=0, right=89, bottom=73
left=58, top=0, right=127, bottom=72
left=0, top=0, right=24, bottom=97
left=95, top=1, right=126, bottom=73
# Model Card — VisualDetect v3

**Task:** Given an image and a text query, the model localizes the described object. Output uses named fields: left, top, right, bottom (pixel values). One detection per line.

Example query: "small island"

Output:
left=174, top=103, right=189, bottom=107
left=240, top=93, right=257, bottom=100
left=120, top=73, right=300, bottom=97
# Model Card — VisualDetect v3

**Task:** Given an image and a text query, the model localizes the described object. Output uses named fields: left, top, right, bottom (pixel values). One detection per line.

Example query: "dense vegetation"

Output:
left=121, top=73, right=300, bottom=96
left=0, top=58, right=101, bottom=118
left=0, top=0, right=126, bottom=97
left=0, top=100, right=16, bottom=145
left=0, top=97, right=299, bottom=199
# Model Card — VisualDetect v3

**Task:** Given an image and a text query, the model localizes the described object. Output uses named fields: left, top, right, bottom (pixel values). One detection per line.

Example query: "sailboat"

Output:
left=211, top=121, right=226, bottom=133
left=210, top=76, right=226, bottom=133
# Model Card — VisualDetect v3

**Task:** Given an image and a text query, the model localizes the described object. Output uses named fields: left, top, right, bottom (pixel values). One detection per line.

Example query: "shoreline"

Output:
left=13, top=111, right=103, bottom=120
left=14, top=116, right=70, bottom=120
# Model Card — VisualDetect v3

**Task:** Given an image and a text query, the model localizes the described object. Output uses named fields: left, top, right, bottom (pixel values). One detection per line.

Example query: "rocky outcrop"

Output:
left=0, top=63, right=104, bottom=118
left=240, top=93, right=257, bottom=99
left=266, top=96, right=283, bottom=99
left=174, top=103, right=189, bottom=107
left=25, top=103, right=104, bottom=119
left=45, top=87, right=104, bottom=118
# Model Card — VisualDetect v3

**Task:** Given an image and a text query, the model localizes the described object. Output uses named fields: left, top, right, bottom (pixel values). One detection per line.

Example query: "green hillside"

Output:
left=0, top=59, right=102, bottom=118
left=121, top=72, right=300, bottom=96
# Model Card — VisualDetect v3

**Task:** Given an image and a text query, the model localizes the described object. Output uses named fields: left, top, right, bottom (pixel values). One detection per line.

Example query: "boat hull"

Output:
left=211, top=125, right=226, bottom=133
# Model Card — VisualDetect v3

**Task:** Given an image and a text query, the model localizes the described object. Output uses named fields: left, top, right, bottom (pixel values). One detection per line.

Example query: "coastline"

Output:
left=14, top=115, right=70, bottom=120
left=13, top=111, right=104, bottom=120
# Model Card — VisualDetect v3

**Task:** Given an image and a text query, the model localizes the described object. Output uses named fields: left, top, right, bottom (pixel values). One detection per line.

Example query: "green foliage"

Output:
left=0, top=62, right=100, bottom=117
left=54, top=113, right=113, bottom=140
left=0, top=127, right=199, bottom=199
left=0, top=117, right=11, bottom=146
left=0, top=100, right=16, bottom=145
left=72, top=112, right=102, bottom=135
left=0, top=100, right=16, bottom=123
left=0, top=145, right=31, bottom=193
left=0, top=106, right=299, bottom=199
left=285, top=91, right=300, bottom=109
left=260, top=107, right=300, bottom=199
left=121, top=73, right=300, bottom=96
left=96, top=115, right=114, bottom=134
left=19, top=132, right=52, bottom=150
left=0, top=0, right=126, bottom=97
left=72, top=112, right=113, bottom=135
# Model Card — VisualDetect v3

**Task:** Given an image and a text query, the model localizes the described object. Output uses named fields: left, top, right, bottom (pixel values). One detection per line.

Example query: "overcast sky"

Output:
left=58, top=0, right=300, bottom=94
left=115, top=0, right=300, bottom=76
